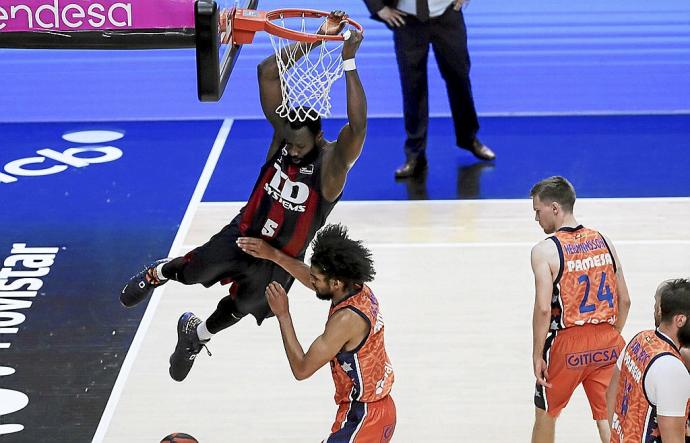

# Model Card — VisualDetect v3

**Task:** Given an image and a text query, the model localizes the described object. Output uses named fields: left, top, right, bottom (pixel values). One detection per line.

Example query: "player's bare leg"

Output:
left=531, top=408, right=556, bottom=443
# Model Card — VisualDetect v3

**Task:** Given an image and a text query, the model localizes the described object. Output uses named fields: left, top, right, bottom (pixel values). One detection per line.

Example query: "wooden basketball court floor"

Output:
left=98, top=198, right=690, bottom=442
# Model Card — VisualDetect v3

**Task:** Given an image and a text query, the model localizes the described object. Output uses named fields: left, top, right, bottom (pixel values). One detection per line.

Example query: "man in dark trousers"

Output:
left=363, top=0, right=495, bottom=178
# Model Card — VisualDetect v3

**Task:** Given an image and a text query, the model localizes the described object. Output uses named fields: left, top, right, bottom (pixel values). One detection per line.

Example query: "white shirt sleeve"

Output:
left=644, top=354, right=690, bottom=417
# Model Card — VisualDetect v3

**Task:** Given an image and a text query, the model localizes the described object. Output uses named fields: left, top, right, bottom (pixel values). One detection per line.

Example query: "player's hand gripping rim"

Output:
left=317, top=10, right=348, bottom=36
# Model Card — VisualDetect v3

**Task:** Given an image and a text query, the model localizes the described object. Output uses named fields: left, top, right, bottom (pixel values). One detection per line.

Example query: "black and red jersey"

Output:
left=236, top=146, right=339, bottom=258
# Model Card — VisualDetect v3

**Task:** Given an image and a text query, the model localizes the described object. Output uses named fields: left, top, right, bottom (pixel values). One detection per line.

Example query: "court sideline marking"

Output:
left=198, top=197, right=690, bottom=205
left=181, top=240, right=690, bottom=250
left=91, top=119, right=234, bottom=443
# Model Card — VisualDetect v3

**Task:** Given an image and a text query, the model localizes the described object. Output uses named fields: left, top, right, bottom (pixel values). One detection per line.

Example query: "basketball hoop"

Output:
left=230, top=8, right=364, bottom=122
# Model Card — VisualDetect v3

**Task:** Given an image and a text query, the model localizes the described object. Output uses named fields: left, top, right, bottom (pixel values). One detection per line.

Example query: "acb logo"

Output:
left=1, top=130, right=124, bottom=184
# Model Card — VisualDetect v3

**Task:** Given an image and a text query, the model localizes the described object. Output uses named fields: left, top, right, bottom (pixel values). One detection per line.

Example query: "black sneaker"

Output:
left=120, top=258, right=170, bottom=307
left=169, top=312, right=211, bottom=382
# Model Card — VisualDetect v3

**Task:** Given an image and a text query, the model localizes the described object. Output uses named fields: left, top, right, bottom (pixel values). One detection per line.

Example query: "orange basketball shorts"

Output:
left=324, top=396, right=396, bottom=442
left=534, top=323, right=624, bottom=420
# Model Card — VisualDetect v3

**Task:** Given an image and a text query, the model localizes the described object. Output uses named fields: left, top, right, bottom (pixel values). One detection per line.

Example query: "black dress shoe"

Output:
left=395, top=157, right=427, bottom=179
left=461, top=138, right=496, bottom=161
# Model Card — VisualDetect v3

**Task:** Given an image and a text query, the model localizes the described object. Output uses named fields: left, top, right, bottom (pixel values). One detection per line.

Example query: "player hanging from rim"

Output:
left=120, top=10, right=366, bottom=382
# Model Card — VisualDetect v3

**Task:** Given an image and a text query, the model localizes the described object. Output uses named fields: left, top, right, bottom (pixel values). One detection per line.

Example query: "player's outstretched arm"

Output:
left=322, top=30, right=366, bottom=202
left=237, top=237, right=312, bottom=288
left=265, top=282, right=360, bottom=380
left=258, top=11, right=348, bottom=160
left=257, top=50, right=287, bottom=130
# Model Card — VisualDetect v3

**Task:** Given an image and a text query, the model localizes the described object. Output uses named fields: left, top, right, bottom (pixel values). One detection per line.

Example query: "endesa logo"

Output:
left=0, top=1, right=132, bottom=31
left=0, top=130, right=124, bottom=184
left=566, top=347, right=619, bottom=369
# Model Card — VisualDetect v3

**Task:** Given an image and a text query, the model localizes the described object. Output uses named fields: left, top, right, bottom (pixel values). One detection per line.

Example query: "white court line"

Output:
left=365, top=240, right=690, bottom=248
left=182, top=239, right=690, bottom=251
left=198, top=197, right=690, bottom=206
left=469, top=109, right=690, bottom=117
left=11, top=110, right=690, bottom=124
left=289, top=110, right=690, bottom=119
left=91, top=118, right=234, bottom=443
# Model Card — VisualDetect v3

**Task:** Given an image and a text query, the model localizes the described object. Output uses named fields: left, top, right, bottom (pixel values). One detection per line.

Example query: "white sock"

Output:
left=196, top=321, right=213, bottom=341
left=155, top=262, right=168, bottom=281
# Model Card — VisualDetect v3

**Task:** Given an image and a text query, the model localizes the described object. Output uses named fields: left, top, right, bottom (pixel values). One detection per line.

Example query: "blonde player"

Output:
left=529, top=176, right=632, bottom=443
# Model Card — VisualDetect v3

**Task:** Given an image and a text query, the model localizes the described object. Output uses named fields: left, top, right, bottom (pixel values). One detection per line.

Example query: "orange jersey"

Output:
left=611, top=330, right=690, bottom=442
left=549, top=226, right=618, bottom=330
left=329, top=285, right=394, bottom=404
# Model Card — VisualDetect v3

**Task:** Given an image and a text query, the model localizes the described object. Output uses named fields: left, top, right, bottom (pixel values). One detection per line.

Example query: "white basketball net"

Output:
left=268, top=15, right=347, bottom=122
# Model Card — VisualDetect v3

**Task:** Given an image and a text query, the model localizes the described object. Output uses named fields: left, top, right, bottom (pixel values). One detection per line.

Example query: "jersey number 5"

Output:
left=262, top=219, right=279, bottom=237
left=578, top=271, right=614, bottom=314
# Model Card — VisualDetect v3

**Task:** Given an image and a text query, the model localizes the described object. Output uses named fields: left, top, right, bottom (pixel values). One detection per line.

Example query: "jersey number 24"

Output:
left=578, top=271, right=614, bottom=314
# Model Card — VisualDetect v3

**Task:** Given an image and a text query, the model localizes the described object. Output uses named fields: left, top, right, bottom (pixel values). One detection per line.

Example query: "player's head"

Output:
left=309, top=224, right=375, bottom=301
left=654, top=278, right=690, bottom=346
left=283, top=107, right=324, bottom=165
left=530, top=176, right=576, bottom=234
